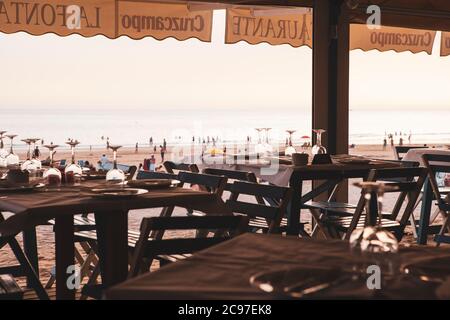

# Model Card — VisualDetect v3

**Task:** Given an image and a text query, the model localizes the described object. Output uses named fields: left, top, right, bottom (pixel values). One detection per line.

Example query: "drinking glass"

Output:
left=263, top=128, right=273, bottom=155
left=255, top=128, right=265, bottom=155
left=311, top=129, right=327, bottom=155
left=21, top=139, right=37, bottom=172
left=5, top=134, right=20, bottom=167
left=285, top=130, right=296, bottom=156
left=65, top=140, right=82, bottom=183
left=43, top=143, right=61, bottom=186
left=106, top=145, right=125, bottom=182
left=349, top=181, right=400, bottom=277
left=0, top=131, right=8, bottom=159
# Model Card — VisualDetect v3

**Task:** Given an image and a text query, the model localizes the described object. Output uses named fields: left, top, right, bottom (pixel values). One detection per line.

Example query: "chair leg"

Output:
left=79, top=263, right=101, bottom=300
left=44, top=274, right=56, bottom=289
left=413, top=194, right=423, bottom=211
left=308, top=209, right=331, bottom=239
left=430, top=208, right=444, bottom=224
left=8, top=237, right=49, bottom=300
left=409, top=214, right=418, bottom=239
left=435, top=214, right=450, bottom=247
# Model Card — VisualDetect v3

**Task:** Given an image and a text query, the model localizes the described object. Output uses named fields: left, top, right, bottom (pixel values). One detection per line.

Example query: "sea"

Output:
left=1, top=107, right=449, bottom=149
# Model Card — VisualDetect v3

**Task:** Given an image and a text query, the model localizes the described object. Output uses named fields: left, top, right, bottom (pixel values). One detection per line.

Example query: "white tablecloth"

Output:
left=403, top=148, right=450, bottom=189
left=403, top=148, right=450, bottom=166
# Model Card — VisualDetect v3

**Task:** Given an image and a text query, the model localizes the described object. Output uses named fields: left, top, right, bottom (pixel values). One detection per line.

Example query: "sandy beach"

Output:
left=1, top=143, right=448, bottom=289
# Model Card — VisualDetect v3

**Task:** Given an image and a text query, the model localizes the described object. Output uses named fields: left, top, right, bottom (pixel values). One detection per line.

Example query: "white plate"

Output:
left=90, top=188, right=148, bottom=199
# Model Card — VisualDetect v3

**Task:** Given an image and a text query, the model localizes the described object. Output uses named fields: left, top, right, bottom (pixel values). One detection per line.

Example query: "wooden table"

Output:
left=287, top=161, right=401, bottom=236
left=106, top=233, right=450, bottom=300
left=0, top=184, right=231, bottom=300
left=194, top=157, right=401, bottom=236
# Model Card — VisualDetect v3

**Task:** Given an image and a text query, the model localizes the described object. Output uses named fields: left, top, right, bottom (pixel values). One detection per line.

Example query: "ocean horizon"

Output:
left=1, top=107, right=449, bottom=148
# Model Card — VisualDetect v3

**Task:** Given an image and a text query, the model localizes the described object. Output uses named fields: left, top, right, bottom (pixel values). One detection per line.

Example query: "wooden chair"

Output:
left=0, top=274, right=23, bottom=300
left=0, top=214, right=49, bottom=300
left=163, top=161, right=199, bottom=217
left=202, top=168, right=265, bottom=203
left=304, top=160, right=420, bottom=235
left=226, top=181, right=292, bottom=234
left=203, top=168, right=259, bottom=186
left=323, top=167, right=427, bottom=241
left=394, top=146, right=426, bottom=161
left=177, top=171, right=227, bottom=196
left=128, top=215, right=249, bottom=278
left=163, top=161, right=199, bottom=174
left=422, top=154, right=450, bottom=246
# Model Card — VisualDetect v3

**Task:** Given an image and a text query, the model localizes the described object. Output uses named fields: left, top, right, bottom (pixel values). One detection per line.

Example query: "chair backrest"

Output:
left=203, top=168, right=264, bottom=204
left=163, top=161, right=199, bottom=174
left=203, top=168, right=258, bottom=189
left=394, top=146, right=426, bottom=160
left=346, top=167, right=427, bottom=239
left=226, top=181, right=292, bottom=233
left=126, top=165, right=137, bottom=181
left=177, top=171, right=227, bottom=196
left=128, top=215, right=249, bottom=278
left=136, top=170, right=178, bottom=181
left=422, top=154, right=450, bottom=209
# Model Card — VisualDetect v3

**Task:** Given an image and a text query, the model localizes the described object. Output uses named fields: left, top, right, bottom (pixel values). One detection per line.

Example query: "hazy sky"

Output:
left=1, top=10, right=449, bottom=111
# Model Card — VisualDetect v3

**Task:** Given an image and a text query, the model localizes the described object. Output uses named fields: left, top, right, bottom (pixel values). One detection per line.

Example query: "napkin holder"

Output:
left=6, top=169, right=29, bottom=184
left=312, top=154, right=332, bottom=165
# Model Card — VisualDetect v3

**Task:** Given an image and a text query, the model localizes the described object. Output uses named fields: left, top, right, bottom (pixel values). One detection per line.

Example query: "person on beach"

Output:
left=96, top=161, right=103, bottom=172
left=160, top=145, right=165, bottom=163
left=399, top=137, right=403, bottom=146
left=33, top=146, right=40, bottom=158
left=383, top=138, right=387, bottom=150
left=149, top=155, right=156, bottom=171
left=149, top=137, right=153, bottom=146
left=100, top=154, right=108, bottom=169
left=163, top=139, right=167, bottom=150
left=153, top=145, right=157, bottom=153
left=135, top=142, right=138, bottom=153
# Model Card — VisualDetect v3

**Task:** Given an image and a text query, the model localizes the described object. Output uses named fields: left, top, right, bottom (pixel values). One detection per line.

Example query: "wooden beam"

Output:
left=312, top=0, right=349, bottom=201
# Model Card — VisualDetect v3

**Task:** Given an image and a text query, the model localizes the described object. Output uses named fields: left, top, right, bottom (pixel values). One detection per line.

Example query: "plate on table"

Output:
left=250, top=265, right=348, bottom=298
left=126, top=179, right=180, bottom=189
left=90, top=188, right=148, bottom=199
left=403, top=256, right=450, bottom=283
left=0, top=182, right=45, bottom=193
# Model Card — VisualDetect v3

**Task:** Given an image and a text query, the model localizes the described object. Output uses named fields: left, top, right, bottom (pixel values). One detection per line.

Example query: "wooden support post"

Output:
left=312, top=0, right=350, bottom=202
